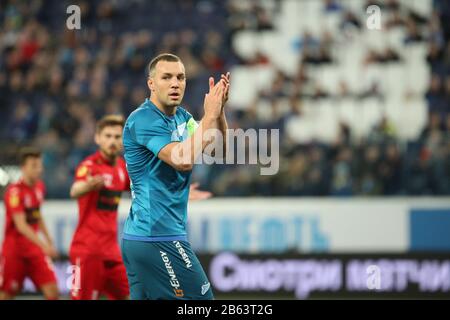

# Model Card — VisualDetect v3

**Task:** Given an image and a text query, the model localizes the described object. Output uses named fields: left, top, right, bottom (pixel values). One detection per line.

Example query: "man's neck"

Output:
left=99, top=150, right=116, bottom=165
left=150, top=96, right=176, bottom=116
left=22, top=176, right=36, bottom=187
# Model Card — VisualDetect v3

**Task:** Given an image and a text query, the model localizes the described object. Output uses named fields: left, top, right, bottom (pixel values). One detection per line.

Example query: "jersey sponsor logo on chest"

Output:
left=24, top=194, right=32, bottom=207
left=23, top=189, right=42, bottom=208
left=177, top=122, right=186, bottom=136
left=101, top=174, right=113, bottom=187
left=35, top=189, right=43, bottom=202
left=171, top=122, right=188, bottom=141
left=100, top=169, right=125, bottom=187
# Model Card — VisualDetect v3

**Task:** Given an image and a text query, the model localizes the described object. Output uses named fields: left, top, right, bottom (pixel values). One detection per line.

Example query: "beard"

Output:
left=162, top=91, right=184, bottom=107
left=102, top=146, right=119, bottom=160
left=166, top=98, right=181, bottom=107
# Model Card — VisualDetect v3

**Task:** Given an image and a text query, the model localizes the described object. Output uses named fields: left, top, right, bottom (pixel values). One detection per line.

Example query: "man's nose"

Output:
left=170, top=79, right=180, bottom=88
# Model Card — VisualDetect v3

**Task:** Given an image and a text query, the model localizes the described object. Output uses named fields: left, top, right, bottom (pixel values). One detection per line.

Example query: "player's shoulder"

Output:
left=176, top=106, right=193, bottom=120
left=77, top=159, right=95, bottom=169
left=75, top=155, right=96, bottom=176
left=4, top=181, right=22, bottom=196
left=127, top=100, right=159, bottom=123
left=79, top=153, right=97, bottom=166
left=127, top=104, right=170, bottom=134
left=3, top=182, right=22, bottom=208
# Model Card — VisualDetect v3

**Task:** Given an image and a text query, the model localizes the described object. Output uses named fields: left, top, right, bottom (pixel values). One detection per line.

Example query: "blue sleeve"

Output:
left=130, top=113, right=179, bottom=156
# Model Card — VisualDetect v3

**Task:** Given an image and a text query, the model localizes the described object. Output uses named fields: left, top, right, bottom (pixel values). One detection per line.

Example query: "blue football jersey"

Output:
left=122, top=98, right=197, bottom=241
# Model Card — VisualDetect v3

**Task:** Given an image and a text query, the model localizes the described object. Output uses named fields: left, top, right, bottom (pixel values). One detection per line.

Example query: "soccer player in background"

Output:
left=121, top=53, right=229, bottom=300
left=69, top=115, right=130, bottom=300
left=0, top=147, right=59, bottom=300
left=69, top=114, right=213, bottom=300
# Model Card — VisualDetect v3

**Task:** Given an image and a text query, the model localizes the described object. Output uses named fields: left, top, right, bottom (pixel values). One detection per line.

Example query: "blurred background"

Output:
left=0, top=0, right=449, bottom=299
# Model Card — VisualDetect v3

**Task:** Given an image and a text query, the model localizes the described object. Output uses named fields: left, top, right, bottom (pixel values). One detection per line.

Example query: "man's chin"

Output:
left=167, top=99, right=182, bottom=107
left=32, top=177, right=41, bottom=184
left=167, top=102, right=180, bottom=107
left=104, top=150, right=119, bottom=159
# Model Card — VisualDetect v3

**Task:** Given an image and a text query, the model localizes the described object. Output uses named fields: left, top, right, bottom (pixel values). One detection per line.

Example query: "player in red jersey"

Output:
left=69, top=115, right=130, bottom=300
left=69, top=114, right=212, bottom=300
left=0, top=147, right=59, bottom=300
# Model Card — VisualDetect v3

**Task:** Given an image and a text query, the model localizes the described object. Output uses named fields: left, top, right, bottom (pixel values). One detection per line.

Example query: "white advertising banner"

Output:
left=0, top=198, right=449, bottom=254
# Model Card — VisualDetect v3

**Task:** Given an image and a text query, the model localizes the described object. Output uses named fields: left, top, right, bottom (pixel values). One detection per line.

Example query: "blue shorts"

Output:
left=121, top=239, right=213, bottom=300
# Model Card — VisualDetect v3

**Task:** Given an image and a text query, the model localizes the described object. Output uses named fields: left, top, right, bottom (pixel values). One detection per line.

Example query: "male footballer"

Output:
left=0, top=147, right=59, bottom=300
left=69, top=115, right=131, bottom=300
left=69, top=114, right=213, bottom=300
left=121, top=53, right=229, bottom=300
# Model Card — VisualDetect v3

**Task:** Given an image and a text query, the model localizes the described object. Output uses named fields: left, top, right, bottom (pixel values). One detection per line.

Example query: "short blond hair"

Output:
left=96, top=114, right=125, bottom=133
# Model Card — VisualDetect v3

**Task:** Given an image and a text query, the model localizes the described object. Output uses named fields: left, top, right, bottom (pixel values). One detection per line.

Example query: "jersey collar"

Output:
left=145, top=98, right=177, bottom=120
left=95, top=150, right=116, bottom=166
left=18, top=177, right=37, bottom=188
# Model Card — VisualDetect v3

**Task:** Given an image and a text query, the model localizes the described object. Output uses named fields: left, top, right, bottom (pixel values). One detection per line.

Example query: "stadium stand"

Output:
left=0, top=0, right=449, bottom=197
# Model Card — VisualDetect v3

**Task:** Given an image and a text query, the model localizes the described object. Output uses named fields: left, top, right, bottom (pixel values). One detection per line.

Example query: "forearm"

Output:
left=162, top=76, right=227, bottom=170
left=17, top=224, right=47, bottom=249
left=218, top=111, right=228, bottom=157
left=174, top=115, right=219, bottom=166
left=39, top=220, right=53, bottom=245
left=70, top=181, right=92, bottom=198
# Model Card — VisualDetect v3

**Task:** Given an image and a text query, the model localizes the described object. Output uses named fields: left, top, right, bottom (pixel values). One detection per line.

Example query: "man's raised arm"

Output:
left=157, top=77, right=227, bottom=171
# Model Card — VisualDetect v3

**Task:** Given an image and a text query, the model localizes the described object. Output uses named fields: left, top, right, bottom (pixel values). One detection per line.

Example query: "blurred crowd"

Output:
left=1, top=0, right=449, bottom=198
